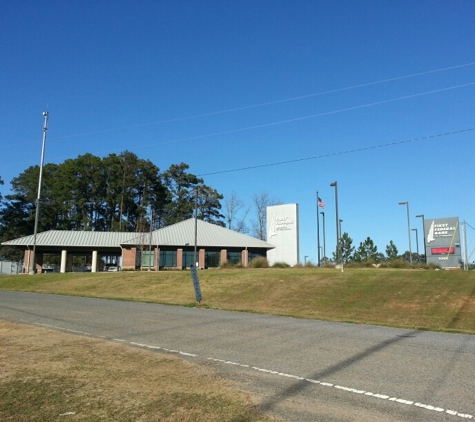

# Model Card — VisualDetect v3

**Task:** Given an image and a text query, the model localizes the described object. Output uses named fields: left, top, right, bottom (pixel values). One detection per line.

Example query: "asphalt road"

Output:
left=1, top=291, right=474, bottom=421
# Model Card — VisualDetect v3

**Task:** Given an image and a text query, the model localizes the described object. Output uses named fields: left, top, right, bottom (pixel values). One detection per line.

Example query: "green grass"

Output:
left=1, top=267, right=474, bottom=333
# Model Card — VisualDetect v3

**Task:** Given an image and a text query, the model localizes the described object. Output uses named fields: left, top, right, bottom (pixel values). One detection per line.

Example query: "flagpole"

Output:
left=316, top=190, right=320, bottom=267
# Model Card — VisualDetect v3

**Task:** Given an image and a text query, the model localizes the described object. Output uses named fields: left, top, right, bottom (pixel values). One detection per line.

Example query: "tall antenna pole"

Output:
left=149, top=206, right=153, bottom=271
left=30, top=111, right=49, bottom=275
left=194, top=188, right=198, bottom=268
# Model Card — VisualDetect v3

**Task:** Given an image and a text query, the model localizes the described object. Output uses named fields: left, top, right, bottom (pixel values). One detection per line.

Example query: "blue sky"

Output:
left=1, top=0, right=474, bottom=262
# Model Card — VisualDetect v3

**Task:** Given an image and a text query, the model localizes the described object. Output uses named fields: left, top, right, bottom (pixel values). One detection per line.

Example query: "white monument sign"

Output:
left=266, top=204, right=299, bottom=266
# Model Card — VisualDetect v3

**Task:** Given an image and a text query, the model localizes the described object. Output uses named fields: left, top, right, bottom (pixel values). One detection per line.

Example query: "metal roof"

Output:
left=1, top=219, right=275, bottom=250
left=124, top=219, right=275, bottom=249
left=2, top=230, right=139, bottom=248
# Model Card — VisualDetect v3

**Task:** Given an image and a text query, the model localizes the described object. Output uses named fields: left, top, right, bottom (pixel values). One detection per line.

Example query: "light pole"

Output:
left=330, top=181, right=342, bottom=271
left=194, top=188, right=199, bottom=268
left=399, top=202, right=412, bottom=263
left=416, top=214, right=426, bottom=263
left=316, top=190, right=321, bottom=266
left=320, top=211, right=326, bottom=264
left=29, top=111, right=49, bottom=275
left=412, top=228, right=419, bottom=261
left=304, top=255, right=308, bottom=266
left=339, top=219, right=343, bottom=264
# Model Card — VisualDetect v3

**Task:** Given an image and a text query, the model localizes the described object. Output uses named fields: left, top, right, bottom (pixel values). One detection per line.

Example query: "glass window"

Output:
left=249, top=252, right=264, bottom=261
left=205, top=251, right=220, bottom=268
left=160, top=250, right=176, bottom=267
left=227, top=251, right=241, bottom=264
left=140, top=250, right=154, bottom=267
left=183, top=251, right=196, bottom=268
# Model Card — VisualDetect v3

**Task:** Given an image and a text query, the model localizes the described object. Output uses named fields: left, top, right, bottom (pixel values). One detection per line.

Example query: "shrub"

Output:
left=248, top=257, right=269, bottom=268
left=422, top=262, right=441, bottom=270
left=219, top=261, right=237, bottom=269
left=271, top=261, right=290, bottom=268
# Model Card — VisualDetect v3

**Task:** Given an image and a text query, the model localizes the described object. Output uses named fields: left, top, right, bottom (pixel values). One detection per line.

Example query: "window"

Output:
left=183, top=251, right=196, bottom=268
left=141, top=250, right=154, bottom=267
left=249, top=251, right=265, bottom=261
left=227, top=251, right=241, bottom=264
left=160, top=250, right=176, bottom=267
left=205, top=251, right=220, bottom=268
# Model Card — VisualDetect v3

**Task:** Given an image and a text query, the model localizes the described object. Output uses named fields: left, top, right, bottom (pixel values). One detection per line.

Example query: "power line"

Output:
left=48, top=62, right=475, bottom=142
left=121, top=82, right=475, bottom=149
left=48, top=81, right=472, bottom=152
left=3, top=82, right=473, bottom=174
left=198, top=127, right=475, bottom=176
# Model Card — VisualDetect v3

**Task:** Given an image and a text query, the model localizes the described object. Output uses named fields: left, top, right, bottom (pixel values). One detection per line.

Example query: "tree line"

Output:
left=0, top=152, right=226, bottom=255
left=0, top=153, right=281, bottom=260
left=330, top=233, right=426, bottom=264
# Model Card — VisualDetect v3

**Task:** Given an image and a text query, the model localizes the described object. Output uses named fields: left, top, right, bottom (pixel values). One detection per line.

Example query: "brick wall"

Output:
left=122, top=247, right=137, bottom=270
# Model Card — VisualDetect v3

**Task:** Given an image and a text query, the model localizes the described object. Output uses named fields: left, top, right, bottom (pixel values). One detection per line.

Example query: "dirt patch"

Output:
left=0, top=320, right=278, bottom=421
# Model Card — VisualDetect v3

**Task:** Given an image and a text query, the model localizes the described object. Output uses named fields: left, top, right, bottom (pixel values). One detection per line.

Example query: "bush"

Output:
left=271, top=261, right=290, bottom=268
left=219, top=261, right=237, bottom=269
left=248, top=257, right=269, bottom=268
left=383, top=258, right=413, bottom=269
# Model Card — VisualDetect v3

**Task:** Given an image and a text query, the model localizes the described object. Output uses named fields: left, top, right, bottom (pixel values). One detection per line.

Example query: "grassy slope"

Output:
left=1, top=268, right=474, bottom=333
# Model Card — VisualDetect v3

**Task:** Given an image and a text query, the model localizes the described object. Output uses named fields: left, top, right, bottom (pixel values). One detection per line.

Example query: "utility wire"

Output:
left=4, top=82, right=473, bottom=173
left=126, top=82, right=475, bottom=148
left=198, top=127, right=475, bottom=176
left=52, top=81, right=473, bottom=150
left=48, top=62, right=475, bottom=142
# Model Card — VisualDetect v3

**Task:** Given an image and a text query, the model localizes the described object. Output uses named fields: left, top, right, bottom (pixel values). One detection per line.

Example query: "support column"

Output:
left=91, top=251, right=98, bottom=273
left=220, top=249, right=227, bottom=265
left=155, top=247, right=160, bottom=270
left=241, top=249, right=249, bottom=267
left=23, top=250, right=32, bottom=273
left=177, top=249, right=183, bottom=269
left=199, top=249, right=205, bottom=269
left=60, top=250, right=67, bottom=273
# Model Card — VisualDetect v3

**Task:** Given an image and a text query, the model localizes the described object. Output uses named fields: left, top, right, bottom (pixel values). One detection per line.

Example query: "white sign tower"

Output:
left=266, top=204, right=299, bottom=266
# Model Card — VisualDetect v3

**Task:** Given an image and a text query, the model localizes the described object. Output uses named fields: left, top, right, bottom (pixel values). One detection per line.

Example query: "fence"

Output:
left=0, top=261, right=22, bottom=275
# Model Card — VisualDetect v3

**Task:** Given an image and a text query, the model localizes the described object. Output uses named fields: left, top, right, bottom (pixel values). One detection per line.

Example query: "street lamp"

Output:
left=316, top=190, right=321, bottom=266
left=399, top=202, right=412, bottom=263
left=339, top=219, right=343, bottom=264
left=416, top=214, right=426, bottom=263
left=194, top=188, right=198, bottom=268
left=29, top=111, right=49, bottom=275
left=304, top=255, right=308, bottom=266
left=320, top=211, right=326, bottom=264
left=330, top=181, right=342, bottom=271
left=412, top=228, right=419, bottom=261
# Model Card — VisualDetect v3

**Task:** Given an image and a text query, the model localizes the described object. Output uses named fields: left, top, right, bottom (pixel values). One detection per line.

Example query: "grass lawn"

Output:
left=0, top=320, right=278, bottom=421
left=1, top=267, right=474, bottom=334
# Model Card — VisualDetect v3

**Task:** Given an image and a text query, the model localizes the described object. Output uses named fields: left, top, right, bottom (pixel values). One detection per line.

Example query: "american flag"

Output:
left=318, top=197, right=326, bottom=209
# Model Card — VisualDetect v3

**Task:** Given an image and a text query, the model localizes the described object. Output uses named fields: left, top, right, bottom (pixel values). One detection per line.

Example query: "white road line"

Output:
left=65, top=328, right=91, bottom=335
left=20, top=322, right=473, bottom=421
left=32, top=322, right=92, bottom=336
left=129, top=341, right=474, bottom=420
